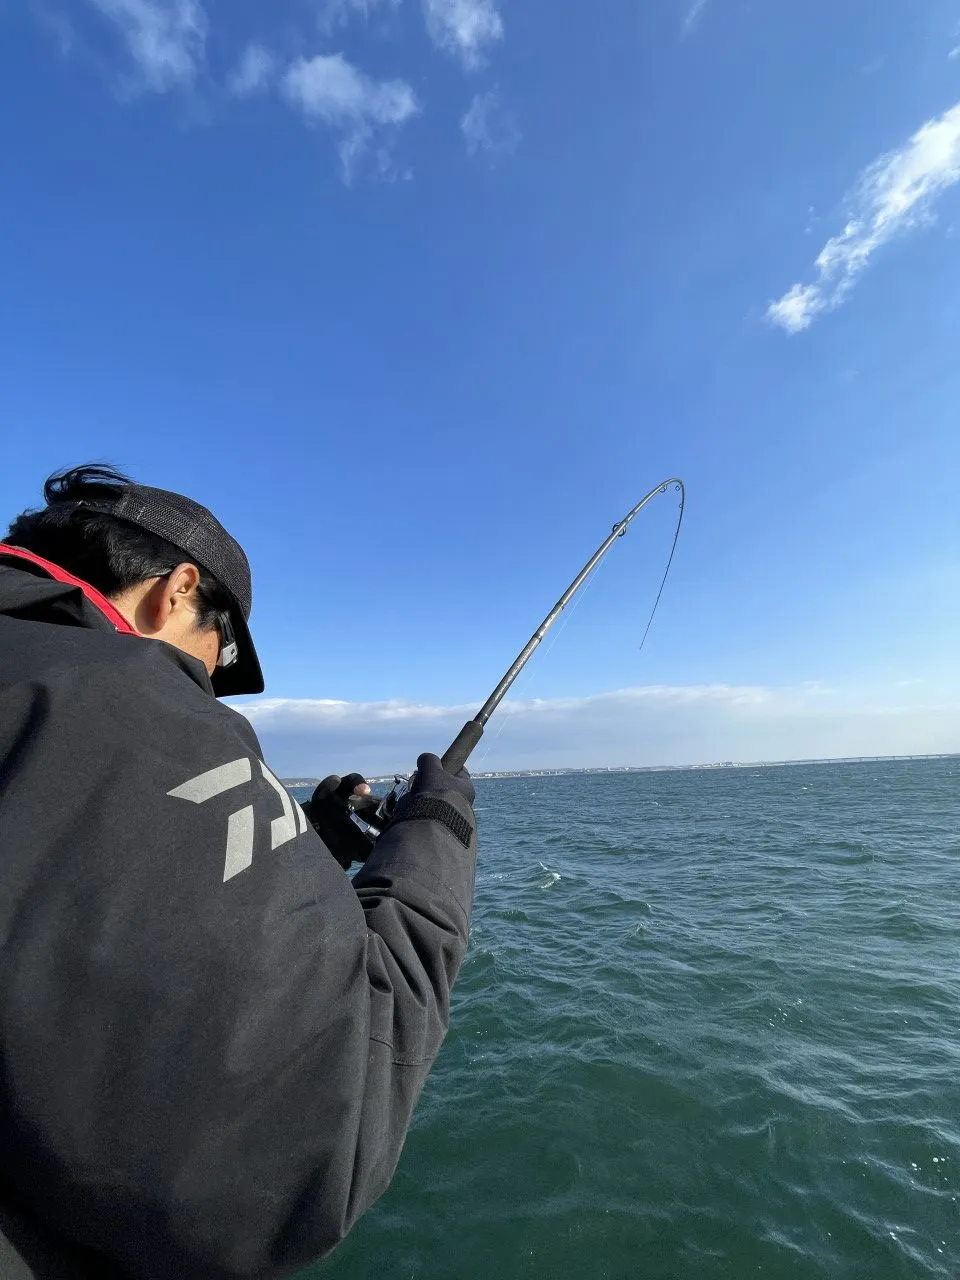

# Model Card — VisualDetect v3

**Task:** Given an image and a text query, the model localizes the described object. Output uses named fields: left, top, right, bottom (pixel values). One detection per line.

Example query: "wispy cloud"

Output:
left=227, top=42, right=277, bottom=98
left=461, top=87, right=519, bottom=158
left=768, top=99, right=960, bottom=333
left=87, top=0, right=207, bottom=92
left=422, top=0, right=503, bottom=70
left=231, top=683, right=960, bottom=777
left=682, top=0, right=709, bottom=37
left=47, top=0, right=506, bottom=178
left=31, top=3, right=77, bottom=58
left=317, top=0, right=400, bottom=32
left=282, top=53, right=419, bottom=181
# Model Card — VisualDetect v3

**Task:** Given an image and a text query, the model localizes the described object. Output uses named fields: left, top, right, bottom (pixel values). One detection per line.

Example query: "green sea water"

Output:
left=296, top=758, right=960, bottom=1279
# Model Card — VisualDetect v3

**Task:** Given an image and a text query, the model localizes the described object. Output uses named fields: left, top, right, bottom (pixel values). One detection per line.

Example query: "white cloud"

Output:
left=282, top=55, right=419, bottom=127
left=422, top=0, right=503, bottom=69
left=682, top=0, right=708, bottom=37
left=317, top=0, right=400, bottom=33
left=461, top=87, right=519, bottom=157
left=230, top=683, right=960, bottom=778
left=767, top=282, right=826, bottom=334
left=768, top=99, right=960, bottom=332
left=227, top=42, right=277, bottom=98
left=87, top=0, right=206, bottom=92
left=282, top=53, right=419, bottom=180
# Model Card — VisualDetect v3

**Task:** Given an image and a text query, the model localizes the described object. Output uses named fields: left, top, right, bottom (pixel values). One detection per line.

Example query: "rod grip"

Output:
left=441, top=720, right=484, bottom=775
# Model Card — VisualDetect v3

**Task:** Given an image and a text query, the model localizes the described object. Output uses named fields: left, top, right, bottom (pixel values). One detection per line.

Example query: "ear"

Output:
left=140, top=563, right=201, bottom=634
left=165, top=563, right=201, bottom=616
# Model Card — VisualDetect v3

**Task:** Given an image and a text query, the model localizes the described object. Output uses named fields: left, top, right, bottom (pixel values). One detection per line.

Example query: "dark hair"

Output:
left=6, top=464, right=232, bottom=630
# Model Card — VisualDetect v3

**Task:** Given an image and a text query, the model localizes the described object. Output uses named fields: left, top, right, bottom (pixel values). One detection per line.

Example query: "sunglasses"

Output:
left=216, top=610, right=239, bottom=669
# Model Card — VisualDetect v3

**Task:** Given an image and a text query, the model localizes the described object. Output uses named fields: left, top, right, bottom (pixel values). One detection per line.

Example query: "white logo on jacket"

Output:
left=167, top=759, right=308, bottom=881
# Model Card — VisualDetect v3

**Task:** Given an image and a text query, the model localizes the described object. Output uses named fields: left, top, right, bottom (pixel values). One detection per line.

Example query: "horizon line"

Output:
left=281, top=752, right=960, bottom=786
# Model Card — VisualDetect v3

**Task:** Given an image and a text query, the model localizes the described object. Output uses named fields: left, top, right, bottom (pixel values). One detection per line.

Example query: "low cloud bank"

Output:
left=230, top=684, right=960, bottom=777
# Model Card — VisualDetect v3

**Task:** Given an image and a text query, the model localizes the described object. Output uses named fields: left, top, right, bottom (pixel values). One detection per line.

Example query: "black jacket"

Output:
left=0, top=551, right=477, bottom=1279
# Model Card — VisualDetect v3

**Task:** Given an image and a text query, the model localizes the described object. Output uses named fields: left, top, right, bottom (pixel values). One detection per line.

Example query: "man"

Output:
left=0, top=465, right=477, bottom=1279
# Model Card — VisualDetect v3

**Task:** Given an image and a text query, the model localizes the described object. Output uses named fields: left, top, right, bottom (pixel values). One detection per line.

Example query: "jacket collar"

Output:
left=0, top=544, right=138, bottom=635
left=0, top=545, right=216, bottom=696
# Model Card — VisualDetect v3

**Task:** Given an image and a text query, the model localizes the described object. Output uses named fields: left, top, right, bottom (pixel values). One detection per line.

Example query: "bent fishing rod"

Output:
left=362, top=478, right=685, bottom=826
left=438, top=477, right=686, bottom=776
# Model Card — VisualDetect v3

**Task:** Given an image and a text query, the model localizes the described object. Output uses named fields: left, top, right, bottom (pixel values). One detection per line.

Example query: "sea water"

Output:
left=295, top=758, right=960, bottom=1279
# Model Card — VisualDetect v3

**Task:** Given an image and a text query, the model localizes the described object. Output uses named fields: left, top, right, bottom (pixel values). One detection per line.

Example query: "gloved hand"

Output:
left=373, top=755, right=474, bottom=833
left=376, top=753, right=475, bottom=850
left=409, top=753, right=475, bottom=806
left=304, top=773, right=381, bottom=870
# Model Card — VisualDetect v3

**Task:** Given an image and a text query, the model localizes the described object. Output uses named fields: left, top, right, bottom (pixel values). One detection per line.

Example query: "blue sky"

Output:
left=3, top=0, right=960, bottom=773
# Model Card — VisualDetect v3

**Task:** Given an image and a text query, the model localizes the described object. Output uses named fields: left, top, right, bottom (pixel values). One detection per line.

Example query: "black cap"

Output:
left=78, top=484, right=264, bottom=696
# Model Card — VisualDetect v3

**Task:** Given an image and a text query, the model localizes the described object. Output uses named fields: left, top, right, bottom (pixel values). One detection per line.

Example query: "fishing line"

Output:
left=637, top=480, right=685, bottom=658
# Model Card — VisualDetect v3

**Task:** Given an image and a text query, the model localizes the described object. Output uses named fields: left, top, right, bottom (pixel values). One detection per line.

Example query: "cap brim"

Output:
left=210, top=610, right=264, bottom=697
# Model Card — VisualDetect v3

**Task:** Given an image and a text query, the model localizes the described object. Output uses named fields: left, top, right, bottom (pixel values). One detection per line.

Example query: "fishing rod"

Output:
left=440, top=477, right=685, bottom=775
left=359, top=478, right=685, bottom=829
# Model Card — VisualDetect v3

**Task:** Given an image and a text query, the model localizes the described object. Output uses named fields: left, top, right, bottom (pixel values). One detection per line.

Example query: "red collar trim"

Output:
left=0, top=543, right=139, bottom=635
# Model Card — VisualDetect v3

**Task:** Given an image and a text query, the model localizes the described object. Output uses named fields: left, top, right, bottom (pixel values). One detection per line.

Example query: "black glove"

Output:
left=409, top=753, right=475, bottom=805
left=376, top=753, right=476, bottom=851
left=304, top=773, right=380, bottom=870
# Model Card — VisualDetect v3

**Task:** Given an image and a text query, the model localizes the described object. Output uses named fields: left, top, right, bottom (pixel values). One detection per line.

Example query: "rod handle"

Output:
left=441, top=720, right=484, bottom=775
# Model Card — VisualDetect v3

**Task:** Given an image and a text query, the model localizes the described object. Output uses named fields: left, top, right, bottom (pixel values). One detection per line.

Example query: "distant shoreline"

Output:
left=282, top=752, right=960, bottom=787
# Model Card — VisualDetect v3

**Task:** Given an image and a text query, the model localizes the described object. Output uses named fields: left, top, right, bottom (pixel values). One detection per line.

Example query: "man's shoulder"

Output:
left=0, top=626, right=303, bottom=893
left=86, top=639, right=262, bottom=755
left=0, top=617, right=259, bottom=751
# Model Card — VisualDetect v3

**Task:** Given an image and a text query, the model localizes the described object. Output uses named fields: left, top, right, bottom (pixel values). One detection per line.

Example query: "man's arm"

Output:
left=256, top=755, right=478, bottom=1266
left=340, top=757, right=477, bottom=1227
